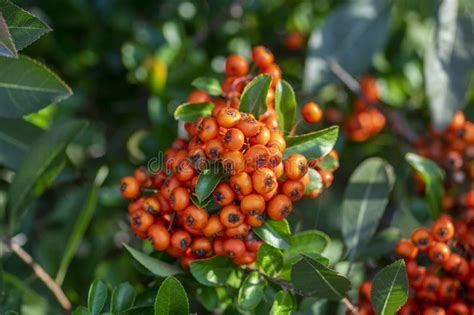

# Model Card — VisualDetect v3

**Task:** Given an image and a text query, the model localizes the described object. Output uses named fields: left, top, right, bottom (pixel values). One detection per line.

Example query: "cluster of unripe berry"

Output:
left=414, top=112, right=474, bottom=215
left=354, top=215, right=474, bottom=315
left=119, top=47, right=338, bottom=269
left=345, top=75, right=386, bottom=142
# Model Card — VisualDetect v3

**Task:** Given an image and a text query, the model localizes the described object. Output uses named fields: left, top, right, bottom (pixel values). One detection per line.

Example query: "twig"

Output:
left=289, top=119, right=303, bottom=136
left=328, top=59, right=418, bottom=145
left=2, top=239, right=72, bottom=312
left=246, top=266, right=358, bottom=312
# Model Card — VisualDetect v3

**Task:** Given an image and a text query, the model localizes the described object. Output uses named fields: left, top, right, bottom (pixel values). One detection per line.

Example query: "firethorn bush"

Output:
left=1, top=1, right=473, bottom=315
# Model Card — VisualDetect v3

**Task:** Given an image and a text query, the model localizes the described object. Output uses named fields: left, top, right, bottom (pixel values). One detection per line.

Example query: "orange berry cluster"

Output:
left=119, top=47, right=338, bottom=269
left=345, top=75, right=386, bottom=142
left=354, top=215, right=474, bottom=315
left=414, top=112, right=474, bottom=214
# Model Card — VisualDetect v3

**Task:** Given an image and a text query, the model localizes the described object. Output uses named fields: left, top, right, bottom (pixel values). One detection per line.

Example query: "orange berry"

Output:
left=217, top=107, right=241, bottom=128
left=213, top=183, right=235, bottom=206
left=148, top=224, right=170, bottom=251
left=251, top=46, right=274, bottom=68
left=170, top=229, right=192, bottom=250
left=221, top=151, right=245, bottom=175
left=225, top=54, right=249, bottom=77
left=120, top=176, right=140, bottom=199
left=240, top=194, right=265, bottom=215
left=301, top=102, right=323, bottom=123
left=197, top=117, right=219, bottom=142
left=223, top=128, right=245, bottom=151
left=202, top=214, right=225, bottom=237
left=223, top=238, right=246, bottom=258
left=261, top=64, right=281, bottom=88
left=190, top=237, right=212, bottom=257
left=229, top=172, right=253, bottom=196
left=205, top=138, right=225, bottom=160
left=252, top=167, right=277, bottom=195
left=284, top=154, right=308, bottom=180
left=131, top=210, right=154, bottom=233
left=432, top=218, right=455, bottom=242
left=395, top=239, right=418, bottom=259
left=188, top=89, right=211, bottom=103
left=219, top=204, right=245, bottom=228
left=169, top=187, right=190, bottom=211
left=281, top=180, right=305, bottom=201
left=237, top=113, right=260, bottom=137
left=143, top=197, right=161, bottom=215
left=411, top=227, right=434, bottom=251
left=428, top=242, right=451, bottom=263
left=183, top=205, right=209, bottom=230
left=267, top=194, right=292, bottom=220
left=244, top=144, right=269, bottom=172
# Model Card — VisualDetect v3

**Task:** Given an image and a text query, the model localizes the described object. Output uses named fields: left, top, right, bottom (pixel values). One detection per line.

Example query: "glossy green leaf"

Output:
left=341, top=157, right=395, bottom=260
left=0, top=55, right=72, bottom=118
left=111, top=282, right=135, bottom=313
left=406, top=153, right=444, bottom=219
left=283, top=230, right=330, bottom=265
left=154, top=276, right=189, bottom=315
left=123, top=244, right=183, bottom=277
left=424, top=1, right=474, bottom=130
left=87, top=279, right=108, bottom=315
left=291, top=255, right=351, bottom=300
left=191, top=77, right=222, bottom=96
left=198, top=287, right=218, bottom=312
left=195, top=168, right=225, bottom=202
left=8, top=120, right=87, bottom=231
left=371, top=260, right=408, bottom=315
left=283, top=126, right=339, bottom=159
left=239, top=74, right=272, bottom=117
left=0, top=13, right=16, bottom=58
left=257, top=243, right=283, bottom=277
left=0, top=0, right=51, bottom=50
left=270, top=291, right=294, bottom=315
left=189, top=256, right=234, bottom=287
left=304, top=168, right=323, bottom=195
left=55, top=167, right=108, bottom=285
left=317, top=151, right=339, bottom=172
left=0, top=118, right=42, bottom=169
left=274, top=80, right=297, bottom=133
left=173, top=102, right=213, bottom=121
left=357, top=228, right=402, bottom=260
left=253, top=219, right=291, bottom=249
left=238, top=272, right=265, bottom=311
left=303, top=0, right=391, bottom=92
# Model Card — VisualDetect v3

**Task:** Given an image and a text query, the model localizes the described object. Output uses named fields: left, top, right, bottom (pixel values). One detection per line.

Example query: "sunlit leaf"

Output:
left=371, top=260, right=408, bottom=315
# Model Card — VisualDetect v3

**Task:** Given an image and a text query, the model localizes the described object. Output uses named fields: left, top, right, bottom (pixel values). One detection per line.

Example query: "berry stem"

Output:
left=328, top=59, right=418, bottom=145
left=245, top=266, right=358, bottom=313
left=289, top=119, right=302, bottom=136
left=2, top=238, right=72, bottom=312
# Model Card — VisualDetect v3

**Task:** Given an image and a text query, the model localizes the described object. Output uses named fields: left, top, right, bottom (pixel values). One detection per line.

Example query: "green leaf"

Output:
left=303, top=0, right=391, bottom=92
left=253, top=219, right=291, bottom=249
left=317, top=152, right=339, bottom=172
left=191, top=77, right=222, bottom=96
left=72, top=306, right=91, bottom=315
left=190, top=194, right=212, bottom=208
left=189, top=256, right=234, bottom=287
left=195, top=169, right=225, bottom=202
left=291, top=255, right=351, bottom=300
left=154, top=276, right=189, bottom=315
left=341, top=157, right=395, bottom=260
left=283, top=126, right=339, bottom=159
left=304, top=168, right=323, bottom=194
left=270, top=291, right=294, bottom=315
left=0, top=118, right=42, bottom=169
left=274, top=80, right=297, bottom=133
left=173, top=102, right=213, bottom=121
left=406, top=153, right=444, bottom=219
left=198, top=287, right=218, bottom=311
left=55, top=166, right=109, bottom=285
left=283, top=230, right=330, bottom=265
left=8, top=120, right=87, bottom=231
left=123, top=244, right=183, bottom=277
left=371, top=260, right=408, bottom=315
left=424, top=1, right=474, bottom=130
left=0, top=13, right=17, bottom=58
left=0, top=0, right=51, bottom=50
left=0, top=55, right=72, bottom=118
left=87, top=279, right=108, bottom=315
left=239, top=74, right=272, bottom=117
left=356, top=228, right=402, bottom=260
left=257, top=243, right=283, bottom=277
left=111, top=282, right=135, bottom=313
left=237, top=271, right=265, bottom=311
